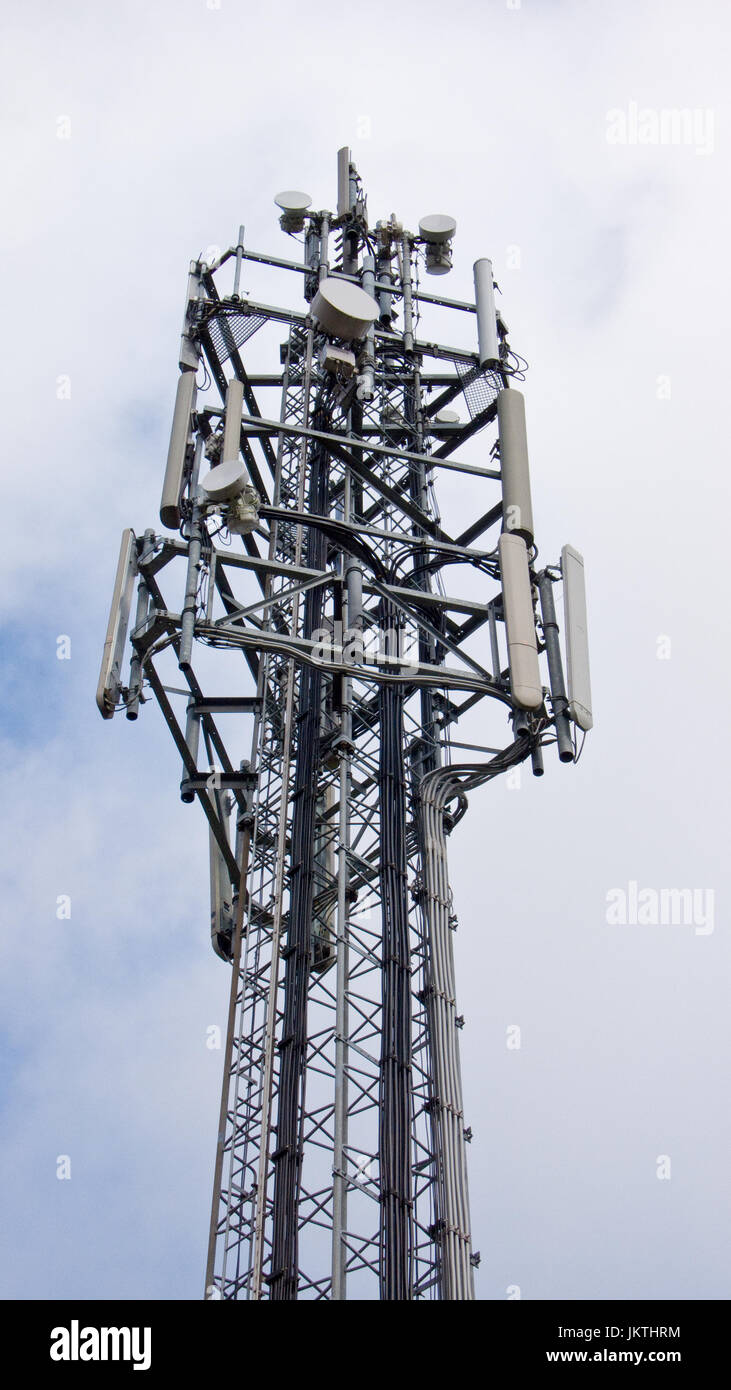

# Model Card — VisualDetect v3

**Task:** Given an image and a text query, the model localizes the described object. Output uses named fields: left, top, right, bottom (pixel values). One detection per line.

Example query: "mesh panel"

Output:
left=207, top=311, right=267, bottom=364
left=455, top=363, right=502, bottom=420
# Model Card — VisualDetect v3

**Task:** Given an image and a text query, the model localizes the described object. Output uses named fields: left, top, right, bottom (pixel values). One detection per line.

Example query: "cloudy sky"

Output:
left=2, top=0, right=729, bottom=1300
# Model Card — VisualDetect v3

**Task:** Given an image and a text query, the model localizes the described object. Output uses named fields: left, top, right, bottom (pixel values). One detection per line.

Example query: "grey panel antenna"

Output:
left=160, top=368, right=196, bottom=529
left=561, top=544, right=593, bottom=730
left=337, top=146, right=351, bottom=216
left=96, top=529, right=137, bottom=718
left=222, top=377, right=244, bottom=463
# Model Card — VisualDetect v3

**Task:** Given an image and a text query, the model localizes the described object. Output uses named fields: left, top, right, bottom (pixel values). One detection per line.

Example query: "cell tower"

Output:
left=97, top=149, right=592, bottom=1301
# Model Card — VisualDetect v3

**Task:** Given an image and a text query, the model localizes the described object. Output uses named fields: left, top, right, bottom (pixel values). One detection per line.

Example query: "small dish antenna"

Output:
left=274, top=190, right=312, bottom=232
left=418, top=214, right=457, bottom=275
left=311, top=277, right=379, bottom=341
left=200, top=458, right=248, bottom=502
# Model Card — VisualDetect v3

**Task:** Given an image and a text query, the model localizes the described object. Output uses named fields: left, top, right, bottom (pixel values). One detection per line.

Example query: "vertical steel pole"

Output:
left=537, top=572, right=574, bottom=762
left=331, top=468, right=354, bottom=1300
left=179, top=436, right=204, bottom=671
left=400, top=236, right=414, bottom=355
left=251, top=331, right=316, bottom=1299
left=126, top=529, right=155, bottom=720
left=233, top=225, right=245, bottom=298
left=204, top=813, right=253, bottom=1299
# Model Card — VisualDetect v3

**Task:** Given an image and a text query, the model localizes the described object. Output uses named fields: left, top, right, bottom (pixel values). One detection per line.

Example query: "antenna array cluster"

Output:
left=97, top=147, right=592, bottom=1301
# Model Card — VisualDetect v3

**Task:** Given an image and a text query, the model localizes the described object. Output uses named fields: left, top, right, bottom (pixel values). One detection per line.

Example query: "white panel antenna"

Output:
left=160, top=369, right=197, bottom=530
left=561, top=544, right=593, bottom=731
left=96, top=529, right=137, bottom=719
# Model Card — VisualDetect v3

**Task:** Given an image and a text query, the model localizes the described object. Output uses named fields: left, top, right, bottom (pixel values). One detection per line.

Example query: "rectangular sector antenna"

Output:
left=160, top=368, right=197, bottom=529
left=96, top=528, right=137, bottom=718
left=337, top=146, right=351, bottom=217
left=561, top=543, right=593, bottom=731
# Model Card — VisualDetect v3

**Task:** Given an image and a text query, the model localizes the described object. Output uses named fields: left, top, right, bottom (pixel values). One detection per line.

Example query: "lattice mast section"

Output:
left=97, top=149, right=592, bottom=1301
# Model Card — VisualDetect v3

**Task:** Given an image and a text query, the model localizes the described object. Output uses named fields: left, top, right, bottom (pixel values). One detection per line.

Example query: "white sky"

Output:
left=1, top=0, right=730, bottom=1299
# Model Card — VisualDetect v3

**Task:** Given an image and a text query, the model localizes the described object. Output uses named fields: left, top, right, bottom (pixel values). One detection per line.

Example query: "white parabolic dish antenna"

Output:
left=311, top=277, right=379, bottom=341
left=274, top=190, right=312, bottom=212
left=418, top=214, right=457, bottom=243
left=200, top=459, right=248, bottom=502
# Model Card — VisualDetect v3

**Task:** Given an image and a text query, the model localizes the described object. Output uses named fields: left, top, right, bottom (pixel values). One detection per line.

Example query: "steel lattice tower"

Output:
left=97, top=149, right=592, bottom=1301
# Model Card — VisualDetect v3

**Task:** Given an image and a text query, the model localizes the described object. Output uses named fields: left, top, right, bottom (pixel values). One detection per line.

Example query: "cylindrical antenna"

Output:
left=232, top=225, right=245, bottom=298
left=179, top=436, right=205, bottom=672
left=376, top=223, right=394, bottom=322
left=180, top=698, right=201, bottom=802
left=359, top=254, right=376, bottom=400
left=498, top=532, right=542, bottom=710
left=318, top=213, right=330, bottom=283
left=400, top=237, right=414, bottom=354
left=497, top=388, right=534, bottom=543
left=210, top=816, right=235, bottom=961
left=345, top=557, right=363, bottom=633
left=537, top=572, right=575, bottom=762
left=474, top=258, right=500, bottom=366
left=304, top=222, right=320, bottom=300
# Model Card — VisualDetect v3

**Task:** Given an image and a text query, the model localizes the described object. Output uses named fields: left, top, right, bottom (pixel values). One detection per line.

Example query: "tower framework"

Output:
left=97, top=150, right=592, bottom=1300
